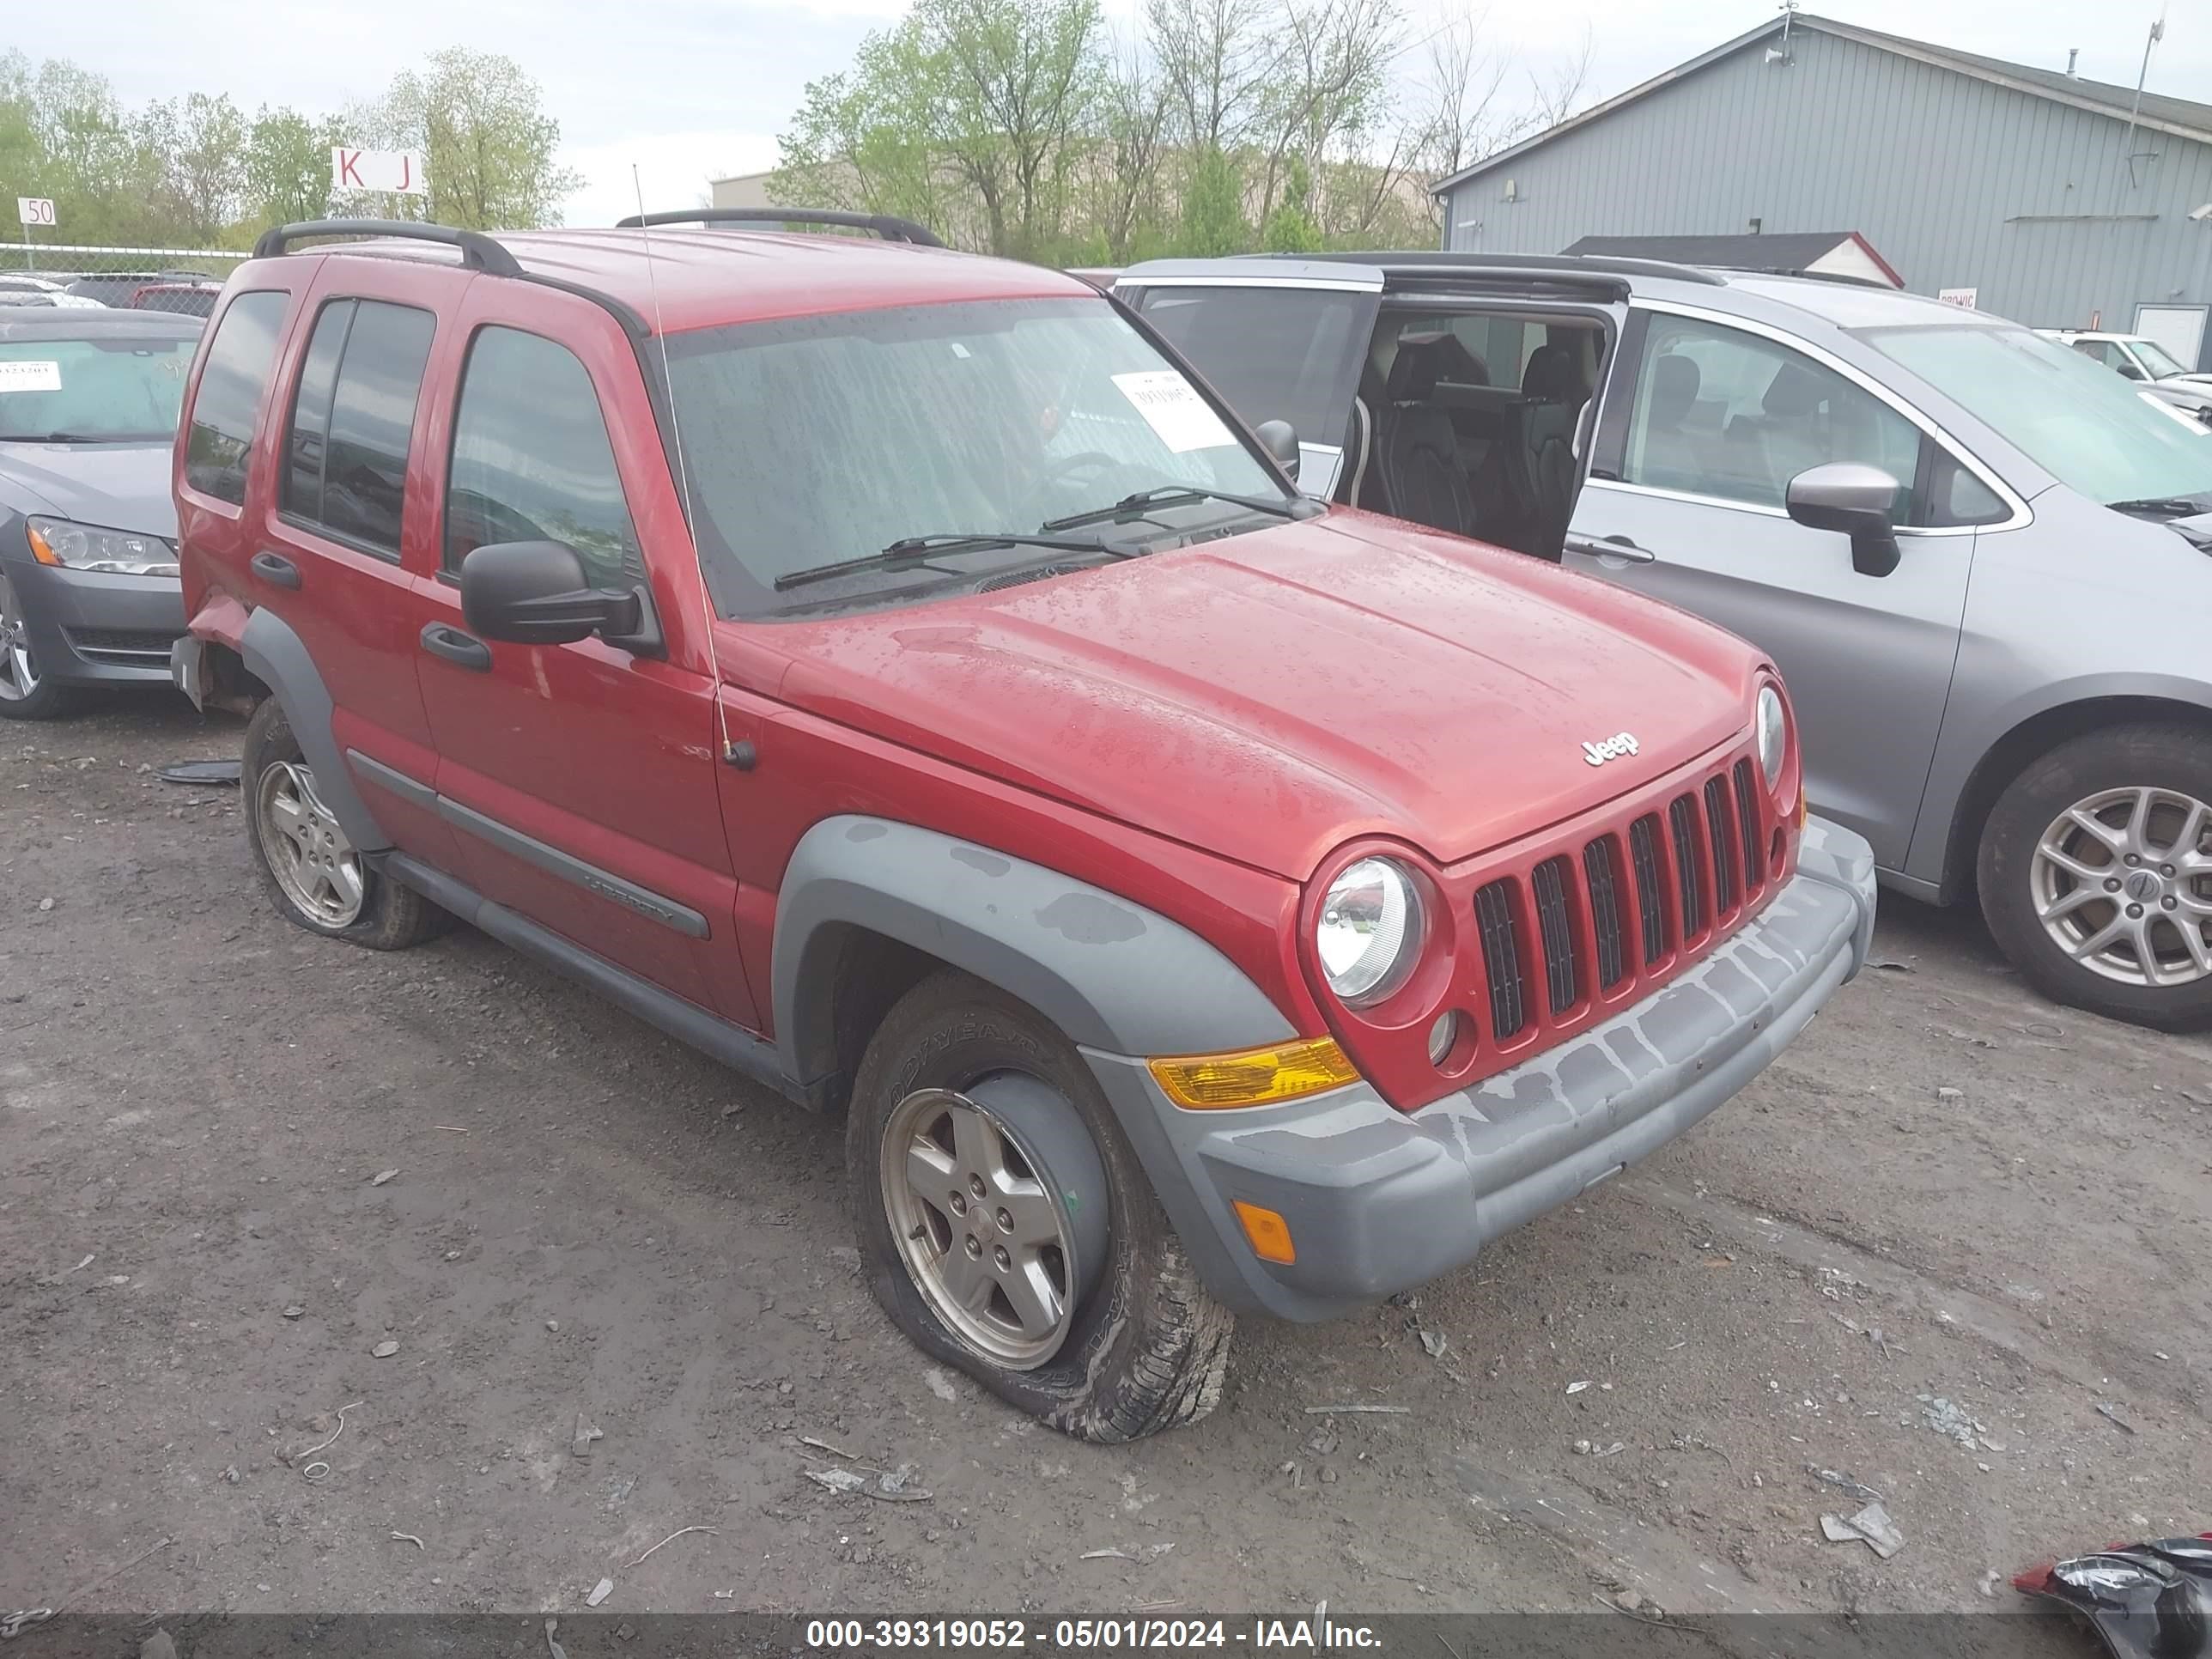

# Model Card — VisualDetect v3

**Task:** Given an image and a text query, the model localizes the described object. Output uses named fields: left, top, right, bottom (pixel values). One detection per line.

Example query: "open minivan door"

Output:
left=1114, top=259, right=1383, bottom=503
left=1120, top=256, right=1634, bottom=559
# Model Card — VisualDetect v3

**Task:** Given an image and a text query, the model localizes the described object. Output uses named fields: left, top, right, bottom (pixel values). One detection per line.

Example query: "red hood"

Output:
left=750, top=514, right=1766, bottom=879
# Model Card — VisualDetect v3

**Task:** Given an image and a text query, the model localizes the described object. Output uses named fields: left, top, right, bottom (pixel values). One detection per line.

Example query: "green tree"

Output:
left=775, top=0, right=1102, bottom=259
left=349, top=48, right=580, bottom=228
left=1259, top=154, right=1320, bottom=251
left=1176, top=145, right=1246, bottom=255
left=137, top=93, right=249, bottom=243
left=243, top=106, right=339, bottom=231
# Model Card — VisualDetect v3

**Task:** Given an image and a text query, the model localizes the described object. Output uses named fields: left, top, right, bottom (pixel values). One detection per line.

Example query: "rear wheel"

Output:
left=0, top=572, right=77, bottom=720
left=242, top=697, right=445, bottom=950
left=847, top=970, right=1233, bottom=1441
left=1979, top=724, right=2212, bottom=1031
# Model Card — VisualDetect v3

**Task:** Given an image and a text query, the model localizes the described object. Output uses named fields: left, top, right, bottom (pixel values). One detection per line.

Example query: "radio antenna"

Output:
left=631, top=164, right=743, bottom=769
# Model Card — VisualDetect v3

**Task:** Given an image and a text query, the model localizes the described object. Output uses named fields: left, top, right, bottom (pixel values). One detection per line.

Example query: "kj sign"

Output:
left=331, top=148, right=428, bottom=195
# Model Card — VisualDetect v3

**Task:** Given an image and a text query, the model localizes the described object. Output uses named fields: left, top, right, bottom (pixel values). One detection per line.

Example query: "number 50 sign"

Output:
left=17, top=198, right=57, bottom=228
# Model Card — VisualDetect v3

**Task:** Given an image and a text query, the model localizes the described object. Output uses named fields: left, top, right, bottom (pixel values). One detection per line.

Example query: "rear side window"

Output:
left=444, top=326, right=641, bottom=588
left=279, top=300, right=434, bottom=556
left=185, top=290, right=289, bottom=505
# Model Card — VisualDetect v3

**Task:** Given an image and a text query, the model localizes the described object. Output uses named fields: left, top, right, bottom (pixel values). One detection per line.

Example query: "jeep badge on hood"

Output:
left=1582, top=732, right=1640, bottom=766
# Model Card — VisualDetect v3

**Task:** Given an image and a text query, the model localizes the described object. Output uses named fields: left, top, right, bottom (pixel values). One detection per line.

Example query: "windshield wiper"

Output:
left=1039, top=483, right=1298, bottom=532
left=774, top=531, right=1135, bottom=592
left=2108, top=495, right=2212, bottom=520
left=0, top=431, right=115, bottom=443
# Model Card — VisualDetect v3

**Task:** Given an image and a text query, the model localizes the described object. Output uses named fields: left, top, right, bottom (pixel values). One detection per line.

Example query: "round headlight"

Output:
left=1756, top=684, right=1788, bottom=790
left=1316, top=857, right=1423, bottom=1006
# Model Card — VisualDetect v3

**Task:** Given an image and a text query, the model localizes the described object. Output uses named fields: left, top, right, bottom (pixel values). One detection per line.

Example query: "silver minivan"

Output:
left=1118, top=254, right=2212, bottom=1030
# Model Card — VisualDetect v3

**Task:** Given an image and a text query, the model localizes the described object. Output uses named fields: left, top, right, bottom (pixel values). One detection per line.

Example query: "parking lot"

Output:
left=3, top=696, right=2206, bottom=1624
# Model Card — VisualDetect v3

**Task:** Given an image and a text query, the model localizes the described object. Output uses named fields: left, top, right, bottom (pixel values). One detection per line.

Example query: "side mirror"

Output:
left=2118, top=362, right=2148, bottom=381
left=1785, top=463, right=1903, bottom=578
left=1254, top=418, right=1300, bottom=483
left=459, top=540, right=653, bottom=647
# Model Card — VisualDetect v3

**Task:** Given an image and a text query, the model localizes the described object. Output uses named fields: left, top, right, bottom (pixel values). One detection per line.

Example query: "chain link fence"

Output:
left=2, top=243, right=250, bottom=317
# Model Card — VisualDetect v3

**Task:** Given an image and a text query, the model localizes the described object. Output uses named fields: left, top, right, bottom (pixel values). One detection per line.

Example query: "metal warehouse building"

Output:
left=1431, top=13, right=2212, bottom=369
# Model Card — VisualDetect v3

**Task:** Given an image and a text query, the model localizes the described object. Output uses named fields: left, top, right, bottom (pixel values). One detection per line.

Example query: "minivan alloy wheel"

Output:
left=878, top=1080, right=1107, bottom=1370
left=255, top=760, right=367, bottom=927
left=0, top=574, right=39, bottom=700
left=2032, top=785, right=2212, bottom=986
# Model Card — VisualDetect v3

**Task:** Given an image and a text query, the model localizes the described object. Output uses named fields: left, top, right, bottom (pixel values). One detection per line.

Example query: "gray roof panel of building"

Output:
left=1430, top=14, right=2212, bottom=195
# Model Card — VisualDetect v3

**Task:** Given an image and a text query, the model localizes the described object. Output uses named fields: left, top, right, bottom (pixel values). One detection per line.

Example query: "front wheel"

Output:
left=0, top=571, right=77, bottom=720
left=1978, top=724, right=2212, bottom=1031
left=847, top=970, right=1233, bottom=1441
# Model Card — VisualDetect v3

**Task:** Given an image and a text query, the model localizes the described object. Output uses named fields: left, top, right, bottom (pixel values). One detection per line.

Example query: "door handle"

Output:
left=1562, top=532, right=1656, bottom=565
left=419, top=622, right=493, bottom=672
left=250, top=550, right=301, bottom=589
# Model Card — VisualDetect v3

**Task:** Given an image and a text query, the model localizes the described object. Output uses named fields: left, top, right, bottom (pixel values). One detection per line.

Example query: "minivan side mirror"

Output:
left=1254, top=418, right=1300, bottom=482
left=1786, top=464, right=1903, bottom=578
left=460, top=540, right=658, bottom=650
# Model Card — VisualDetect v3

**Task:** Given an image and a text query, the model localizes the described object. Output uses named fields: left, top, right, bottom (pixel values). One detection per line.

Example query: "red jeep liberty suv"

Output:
left=170, top=212, right=1876, bottom=1441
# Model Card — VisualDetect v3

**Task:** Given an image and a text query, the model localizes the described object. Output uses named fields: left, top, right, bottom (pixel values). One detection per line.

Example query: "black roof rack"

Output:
left=614, top=207, right=946, bottom=248
left=1271, top=248, right=1728, bottom=288
left=251, top=219, right=523, bottom=276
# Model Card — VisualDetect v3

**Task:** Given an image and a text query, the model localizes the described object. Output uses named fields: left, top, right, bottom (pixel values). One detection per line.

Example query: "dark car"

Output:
left=168, top=213, right=1873, bottom=1439
left=0, top=307, right=203, bottom=717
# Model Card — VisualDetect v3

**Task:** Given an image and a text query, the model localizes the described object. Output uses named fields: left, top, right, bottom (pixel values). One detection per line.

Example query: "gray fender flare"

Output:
left=770, top=816, right=1295, bottom=1090
left=239, top=607, right=391, bottom=852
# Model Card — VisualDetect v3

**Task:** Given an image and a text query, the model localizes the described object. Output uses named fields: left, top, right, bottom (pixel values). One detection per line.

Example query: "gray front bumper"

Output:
left=1, top=550, right=184, bottom=687
left=1085, top=816, right=1877, bottom=1322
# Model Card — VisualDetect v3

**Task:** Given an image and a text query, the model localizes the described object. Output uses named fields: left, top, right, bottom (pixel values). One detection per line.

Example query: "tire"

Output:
left=241, top=697, right=446, bottom=951
left=847, top=969, right=1234, bottom=1442
left=0, top=571, right=78, bottom=720
left=1978, top=723, right=2212, bottom=1032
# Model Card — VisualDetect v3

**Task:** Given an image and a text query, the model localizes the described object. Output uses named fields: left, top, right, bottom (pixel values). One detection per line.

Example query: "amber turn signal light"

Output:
left=1233, top=1200, right=1296, bottom=1265
left=24, top=522, right=59, bottom=565
left=1149, top=1036, right=1358, bottom=1109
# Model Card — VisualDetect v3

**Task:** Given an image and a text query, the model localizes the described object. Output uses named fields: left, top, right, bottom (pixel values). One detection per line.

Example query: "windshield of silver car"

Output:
left=1863, top=323, right=2212, bottom=513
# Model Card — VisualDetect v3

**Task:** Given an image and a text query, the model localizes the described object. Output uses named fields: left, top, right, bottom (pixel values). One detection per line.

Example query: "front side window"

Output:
left=185, top=289, right=290, bottom=504
left=1864, top=322, right=2212, bottom=510
left=2072, top=338, right=2131, bottom=374
left=0, top=329, right=199, bottom=442
left=1621, top=314, right=1919, bottom=514
left=666, top=296, right=1292, bottom=616
left=281, top=298, right=434, bottom=556
left=445, top=327, right=641, bottom=589
left=2130, top=338, right=2190, bottom=380
left=1134, top=286, right=1369, bottom=443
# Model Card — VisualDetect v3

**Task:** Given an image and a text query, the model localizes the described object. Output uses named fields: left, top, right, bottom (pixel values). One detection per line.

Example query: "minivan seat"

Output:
left=1376, top=339, right=1475, bottom=537
left=1515, top=343, right=1588, bottom=554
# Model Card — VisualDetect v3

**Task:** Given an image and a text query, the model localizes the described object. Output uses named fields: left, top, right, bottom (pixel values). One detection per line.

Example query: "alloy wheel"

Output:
left=0, top=574, right=40, bottom=702
left=2031, top=785, right=2212, bottom=988
left=256, top=760, right=367, bottom=927
left=879, top=1082, right=1099, bottom=1370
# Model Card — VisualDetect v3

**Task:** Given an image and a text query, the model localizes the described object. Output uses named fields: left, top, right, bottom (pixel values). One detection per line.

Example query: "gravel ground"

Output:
left=3, top=696, right=2207, bottom=1633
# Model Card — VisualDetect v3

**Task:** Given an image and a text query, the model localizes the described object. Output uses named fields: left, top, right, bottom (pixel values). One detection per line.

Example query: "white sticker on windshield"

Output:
left=0, top=360, right=63, bottom=393
left=1111, top=369, right=1235, bottom=453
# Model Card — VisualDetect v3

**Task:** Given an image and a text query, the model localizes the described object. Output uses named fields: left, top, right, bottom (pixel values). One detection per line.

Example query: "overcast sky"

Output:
left=30, top=0, right=2203, bottom=228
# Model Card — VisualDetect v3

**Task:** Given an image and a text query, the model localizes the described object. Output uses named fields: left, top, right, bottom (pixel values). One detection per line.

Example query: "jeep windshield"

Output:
left=1862, top=321, right=2212, bottom=513
left=663, top=297, right=1296, bottom=616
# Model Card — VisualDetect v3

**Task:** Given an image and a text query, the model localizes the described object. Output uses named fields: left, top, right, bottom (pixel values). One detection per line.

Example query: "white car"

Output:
left=2039, top=329, right=2212, bottom=424
left=0, top=276, right=105, bottom=310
